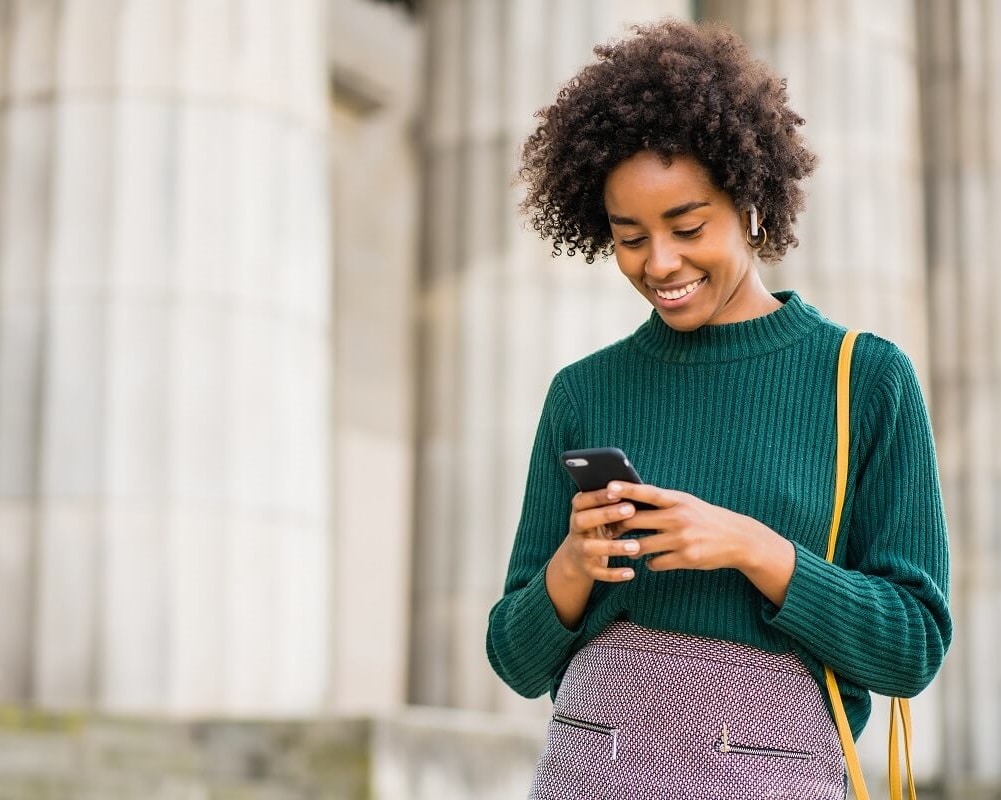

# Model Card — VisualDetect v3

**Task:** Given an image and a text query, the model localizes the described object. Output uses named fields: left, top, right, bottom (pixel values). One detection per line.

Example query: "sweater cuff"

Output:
left=511, top=563, right=584, bottom=652
left=535, top=561, right=587, bottom=637
left=761, top=543, right=841, bottom=641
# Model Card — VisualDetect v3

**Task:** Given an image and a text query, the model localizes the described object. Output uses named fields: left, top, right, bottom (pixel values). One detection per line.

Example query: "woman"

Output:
left=486, top=17, right=951, bottom=799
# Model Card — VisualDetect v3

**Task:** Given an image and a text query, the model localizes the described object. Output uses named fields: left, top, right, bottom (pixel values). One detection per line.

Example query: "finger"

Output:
left=605, top=518, right=659, bottom=540
left=587, top=564, right=637, bottom=583
left=571, top=502, right=635, bottom=534
left=644, top=550, right=691, bottom=572
left=608, top=483, right=691, bottom=509
left=578, top=536, right=642, bottom=559
left=621, top=531, right=674, bottom=555
left=615, top=509, right=668, bottom=533
left=570, top=483, right=636, bottom=512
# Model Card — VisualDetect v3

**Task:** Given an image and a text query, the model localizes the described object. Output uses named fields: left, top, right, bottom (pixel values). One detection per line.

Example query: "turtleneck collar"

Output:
left=629, top=291, right=827, bottom=365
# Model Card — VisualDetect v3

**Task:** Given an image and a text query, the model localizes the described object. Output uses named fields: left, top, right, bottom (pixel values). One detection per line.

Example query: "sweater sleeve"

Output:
left=764, top=345, right=952, bottom=697
left=486, top=375, right=588, bottom=698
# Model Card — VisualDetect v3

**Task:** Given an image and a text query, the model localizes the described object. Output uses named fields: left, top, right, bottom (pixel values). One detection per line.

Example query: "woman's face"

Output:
left=603, top=150, right=778, bottom=332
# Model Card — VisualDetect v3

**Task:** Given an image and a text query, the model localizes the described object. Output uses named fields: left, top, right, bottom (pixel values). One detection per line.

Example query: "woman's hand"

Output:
left=544, top=484, right=643, bottom=628
left=561, top=485, right=645, bottom=581
left=608, top=482, right=796, bottom=607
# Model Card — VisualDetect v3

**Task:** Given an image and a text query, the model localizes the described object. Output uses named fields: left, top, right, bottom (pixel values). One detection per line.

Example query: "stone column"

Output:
left=700, top=0, right=942, bottom=787
left=918, top=2, right=1001, bottom=796
left=414, top=0, right=691, bottom=714
left=327, top=0, right=422, bottom=714
left=0, top=0, right=332, bottom=714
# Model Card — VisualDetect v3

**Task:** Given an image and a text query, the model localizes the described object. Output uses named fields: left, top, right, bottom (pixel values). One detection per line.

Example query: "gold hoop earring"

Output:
left=745, top=225, right=768, bottom=249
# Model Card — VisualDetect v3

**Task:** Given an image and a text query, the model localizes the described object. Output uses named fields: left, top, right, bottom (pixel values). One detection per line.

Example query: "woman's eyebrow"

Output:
left=607, top=200, right=711, bottom=226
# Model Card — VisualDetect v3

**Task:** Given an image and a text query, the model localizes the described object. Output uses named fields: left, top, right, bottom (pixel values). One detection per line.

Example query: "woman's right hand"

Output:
left=545, top=484, right=640, bottom=628
left=563, top=485, right=643, bottom=581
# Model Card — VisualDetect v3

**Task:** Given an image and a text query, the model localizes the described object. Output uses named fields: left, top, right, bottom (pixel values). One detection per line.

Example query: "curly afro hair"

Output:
left=518, top=18, right=817, bottom=263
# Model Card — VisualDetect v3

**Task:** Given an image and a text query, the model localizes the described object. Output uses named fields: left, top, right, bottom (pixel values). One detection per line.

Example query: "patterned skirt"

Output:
left=530, top=620, right=846, bottom=800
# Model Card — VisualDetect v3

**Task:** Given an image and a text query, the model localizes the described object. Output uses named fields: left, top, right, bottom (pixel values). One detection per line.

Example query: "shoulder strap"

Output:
left=824, top=329, right=860, bottom=561
left=823, top=330, right=916, bottom=800
left=823, top=330, right=868, bottom=796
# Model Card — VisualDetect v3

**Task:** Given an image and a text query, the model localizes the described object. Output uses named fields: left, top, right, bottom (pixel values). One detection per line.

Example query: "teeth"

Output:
left=655, top=278, right=704, bottom=300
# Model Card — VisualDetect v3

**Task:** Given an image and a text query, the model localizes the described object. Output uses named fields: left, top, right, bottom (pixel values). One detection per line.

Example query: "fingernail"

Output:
left=619, top=504, right=632, bottom=516
left=608, top=482, right=622, bottom=493
left=621, top=569, right=635, bottom=580
left=623, top=540, right=640, bottom=554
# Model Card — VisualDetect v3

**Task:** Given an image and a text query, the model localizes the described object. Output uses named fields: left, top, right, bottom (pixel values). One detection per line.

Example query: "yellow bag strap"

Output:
left=889, top=697, right=917, bottom=800
left=824, top=330, right=916, bottom=800
left=824, top=329, right=859, bottom=561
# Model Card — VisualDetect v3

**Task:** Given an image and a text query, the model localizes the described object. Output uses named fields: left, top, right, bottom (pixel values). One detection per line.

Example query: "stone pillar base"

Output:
left=0, top=705, right=548, bottom=800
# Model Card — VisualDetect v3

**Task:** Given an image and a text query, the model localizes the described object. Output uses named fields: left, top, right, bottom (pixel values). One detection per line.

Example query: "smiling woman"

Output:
left=487, top=16, right=951, bottom=800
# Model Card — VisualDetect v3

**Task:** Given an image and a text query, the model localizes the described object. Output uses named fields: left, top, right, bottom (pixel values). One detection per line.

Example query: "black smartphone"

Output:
left=560, top=447, right=655, bottom=510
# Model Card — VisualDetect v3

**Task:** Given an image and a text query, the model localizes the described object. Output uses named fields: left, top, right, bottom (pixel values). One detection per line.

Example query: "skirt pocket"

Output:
left=714, top=722, right=813, bottom=761
left=552, top=713, right=619, bottom=760
left=530, top=713, right=623, bottom=799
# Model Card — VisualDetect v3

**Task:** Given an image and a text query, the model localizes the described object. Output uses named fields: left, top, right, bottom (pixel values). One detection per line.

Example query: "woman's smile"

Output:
left=650, top=276, right=707, bottom=305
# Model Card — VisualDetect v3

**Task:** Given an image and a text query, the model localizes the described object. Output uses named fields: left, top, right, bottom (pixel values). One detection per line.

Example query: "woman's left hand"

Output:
left=606, top=482, right=796, bottom=606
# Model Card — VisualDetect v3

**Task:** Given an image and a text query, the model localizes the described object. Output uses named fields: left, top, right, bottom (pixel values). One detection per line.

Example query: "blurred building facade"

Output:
left=0, top=0, right=997, bottom=797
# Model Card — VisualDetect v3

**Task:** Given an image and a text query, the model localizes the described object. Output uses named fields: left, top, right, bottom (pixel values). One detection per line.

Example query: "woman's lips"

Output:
left=651, top=277, right=706, bottom=305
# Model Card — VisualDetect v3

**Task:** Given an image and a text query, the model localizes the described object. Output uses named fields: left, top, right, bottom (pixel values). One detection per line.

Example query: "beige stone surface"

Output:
left=0, top=0, right=333, bottom=715
left=0, top=505, right=34, bottom=700
left=918, top=0, right=1001, bottom=790
left=326, top=0, right=422, bottom=715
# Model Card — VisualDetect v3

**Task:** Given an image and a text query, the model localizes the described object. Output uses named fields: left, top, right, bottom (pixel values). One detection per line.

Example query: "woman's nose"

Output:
left=645, top=237, right=682, bottom=278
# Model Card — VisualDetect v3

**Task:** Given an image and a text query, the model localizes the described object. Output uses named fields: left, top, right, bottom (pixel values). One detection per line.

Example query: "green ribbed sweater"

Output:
left=487, top=292, right=951, bottom=738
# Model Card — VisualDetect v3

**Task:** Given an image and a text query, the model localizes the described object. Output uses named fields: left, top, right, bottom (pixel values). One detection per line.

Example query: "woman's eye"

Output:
left=619, top=237, right=646, bottom=248
left=674, top=223, right=706, bottom=239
